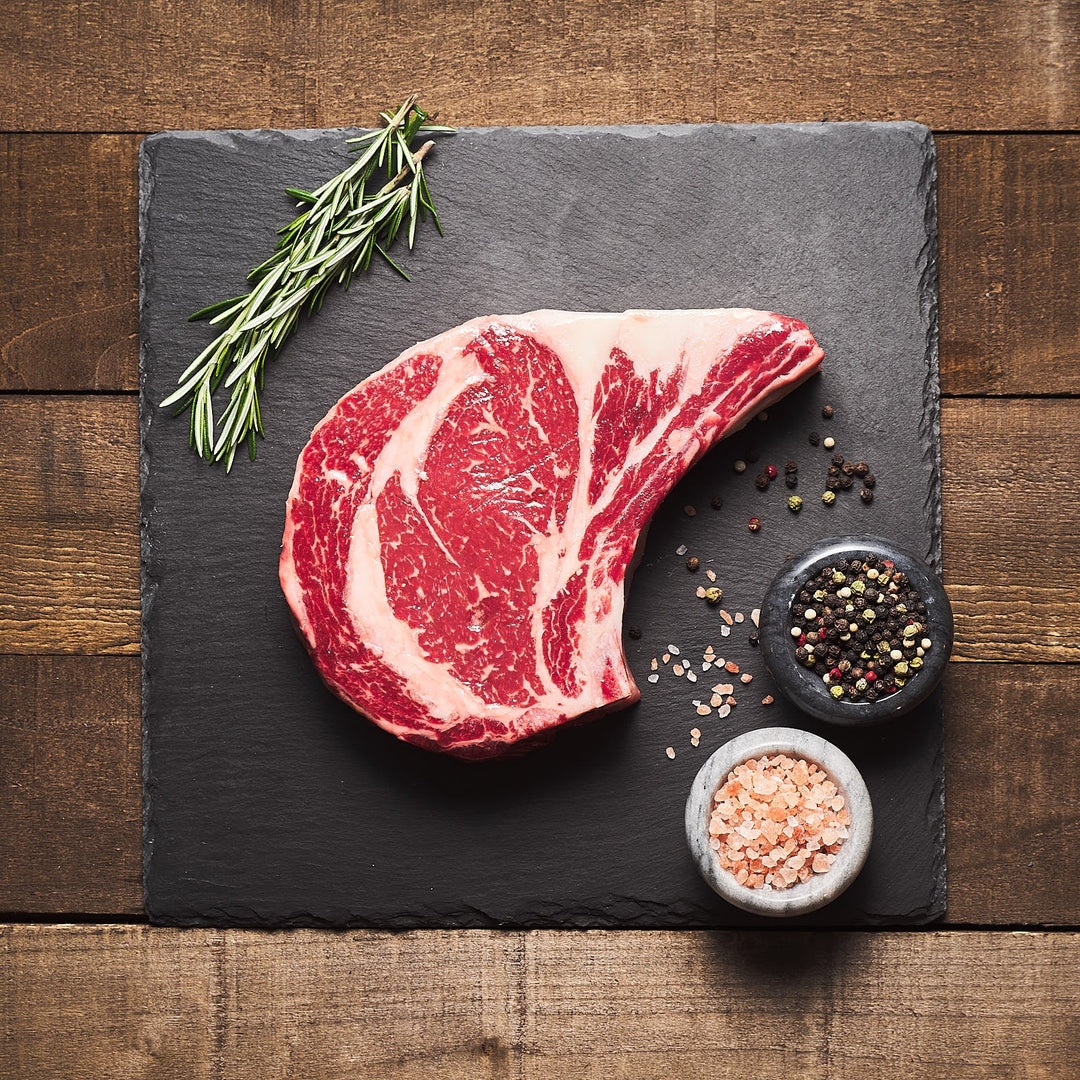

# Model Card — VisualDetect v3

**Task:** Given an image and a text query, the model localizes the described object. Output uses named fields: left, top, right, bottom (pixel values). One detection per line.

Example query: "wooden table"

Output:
left=3, top=3, right=1079, bottom=1075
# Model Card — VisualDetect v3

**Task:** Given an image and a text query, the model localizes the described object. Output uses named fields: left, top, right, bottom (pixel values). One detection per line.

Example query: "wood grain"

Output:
left=1, top=1, right=1079, bottom=132
left=939, top=135, right=1080, bottom=395
left=945, top=664, right=1080, bottom=926
left=2, top=658, right=1077, bottom=925
left=941, top=398, right=1080, bottom=662
left=1, top=925, right=1078, bottom=1078
left=0, top=656, right=142, bottom=913
left=0, top=135, right=138, bottom=391
left=1, top=395, right=1074, bottom=661
left=0, top=396, right=139, bottom=655
left=4, top=133, right=1080, bottom=396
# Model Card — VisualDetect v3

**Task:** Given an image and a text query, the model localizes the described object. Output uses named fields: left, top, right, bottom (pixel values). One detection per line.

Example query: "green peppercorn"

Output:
left=830, top=684, right=844, bottom=699
left=832, top=571, right=846, bottom=584
left=787, top=495, right=803, bottom=512
left=894, top=660, right=910, bottom=676
left=822, top=490, right=837, bottom=505
left=704, top=586, right=722, bottom=605
left=851, top=580, right=866, bottom=595
left=862, top=608, right=876, bottom=622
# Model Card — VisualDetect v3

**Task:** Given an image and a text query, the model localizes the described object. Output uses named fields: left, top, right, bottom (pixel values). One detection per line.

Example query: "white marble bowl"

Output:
left=685, top=727, right=873, bottom=917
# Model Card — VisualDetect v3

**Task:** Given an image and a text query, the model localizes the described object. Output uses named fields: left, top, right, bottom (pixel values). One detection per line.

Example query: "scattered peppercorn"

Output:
left=831, top=453, right=845, bottom=467
left=854, top=461, right=870, bottom=478
left=838, top=474, right=854, bottom=490
left=734, top=460, right=747, bottom=473
left=683, top=504, right=697, bottom=517
left=748, top=630, right=760, bottom=647
left=863, top=473, right=876, bottom=489
left=841, top=461, right=857, bottom=477
left=822, top=404, right=834, bottom=419
left=787, top=495, right=803, bottom=512
left=748, top=517, right=761, bottom=532
left=784, top=460, right=798, bottom=473
left=822, top=490, right=837, bottom=505
left=703, top=587, right=722, bottom=605
left=809, top=431, right=821, bottom=446
left=711, top=495, right=724, bottom=509
left=823, top=436, right=836, bottom=450
left=755, top=473, right=770, bottom=490
left=826, top=477, right=841, bottom=492
left=686, top=556, right=700, bottom=572
left=765, top=464, right=779, bottom=480
left=785, top=473, right=798, bottom=489
left=628, top=625, right=642, bottom=639
left=860, top=487, right=874, bottom=504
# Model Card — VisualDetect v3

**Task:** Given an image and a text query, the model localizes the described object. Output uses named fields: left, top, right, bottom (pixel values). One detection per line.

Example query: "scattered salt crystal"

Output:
left=710, top=694, right=724, bottom=708
left=668, top=644, right=681, bottom=655
left=662, top=653, right=671, bottom=664
left=686, top=670, right=698, bottom=683
left=715, top=682, right=734, bottom=695
left=717, top=704, right=731, bottom=719
left=761, top=695, right=775, bottom=705
left=720, top=625, right=731, bottom=637
left=675, top=545, right=688, bottom=556
left=702, top=662, right=712, bottom=671
left=691, top=737, right=700, bottom=748
left=650, top=658, right=658, bottom=671
left=665, top=746, right=676, bottom=759
left=725, top=661, right=740, bottom=674
left=705, top=569, right=717, bottom=582
left=740, top=672, right=753, bottom=684
left=725, top=695, right=737, bottom=706
left=695, top=586, right=707, bottom=599
left=751, top=608, right=761, bottom=627
left=647, top=673, right=659, bottom=684
left=672, top=663, right=684, bottom=676
left=691, top=727, right=702, bottom=739
left=734, top=612, right=745, bottom=624
left=696, top=705, right=711, bottom=716
left=718, top=609, right=733, bottom=626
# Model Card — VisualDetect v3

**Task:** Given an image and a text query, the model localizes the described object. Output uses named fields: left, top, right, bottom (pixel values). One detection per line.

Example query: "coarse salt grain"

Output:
left=714, top=682, right=734, bottom=695
left=717, top=704, right=731, bottom=719
left=686, top=670, right=698, bottom=683
left=710, top=693, right=724, bottom=708
left=669, top=644, right=681, bottom=655
left=696, top=586, right=707, bottom=599
left=673, top=664, right=685, bottom=676
left=762, top=695, right=775, bottom=705
left=662, top=653, right=671, bottom=664
left=691, top=727, right=701, bottom=739
left=675, top=545, right=688, bottom=556
left=734, top=612, right=745, bottom=624
left=719, top=609, right=734, bottom=625
left=721, top=625, right=731, bottom=637
left=708, top=755, right=850, bottom=890
left=740, top=672, right=753, bottom=684
left=647, top=674, right=659, bottom=684
left=650, top=658, right=658, bottom=670
left=702, top=662, right=712, bottom=671
left=751, top=608, right=761, bottom=627
left=666, top=746, right=676, bottom=759
left=696, top=705, right=711, bottom=716
left=706, top=569, right=717, bottom=582
left=725, top=661, right=740, bottom=674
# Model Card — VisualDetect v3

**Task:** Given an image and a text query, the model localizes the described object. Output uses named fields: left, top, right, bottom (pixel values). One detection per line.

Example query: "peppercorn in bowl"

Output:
left=758, top=536, right=953, bottom=725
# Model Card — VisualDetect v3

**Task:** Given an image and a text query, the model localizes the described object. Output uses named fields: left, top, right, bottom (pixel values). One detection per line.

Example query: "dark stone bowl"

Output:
left=758, top=535, right=953, bottom=726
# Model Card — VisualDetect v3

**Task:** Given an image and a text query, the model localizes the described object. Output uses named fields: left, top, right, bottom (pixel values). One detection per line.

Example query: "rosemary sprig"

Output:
left=160, top=96, right=454, bottom=470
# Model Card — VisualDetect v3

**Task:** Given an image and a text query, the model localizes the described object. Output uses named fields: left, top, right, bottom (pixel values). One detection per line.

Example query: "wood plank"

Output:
left=3, top=132, right=1079, bottom=397
left=0, top=396, right=139, bottom=655
left=0, top=925, right=520, bottom=1080
left=1, top=926, right=1077, bottom=1078
left=1, top=658, right=1077, bottom=925
left=941, top=398, right=1080, bottom=662
left=945, top=664, right=1080, bottom=926
left=939, top=135, right=1080, bottom=395
left=522, top=930, right=1080, bottom=1079
left=3, top=395, right=1075, bottom=662
left=1, top=2, right=1079, bottom=132
left=0, top=135, right=138, bottom=392
left=0, top=656, right=142, bottom=914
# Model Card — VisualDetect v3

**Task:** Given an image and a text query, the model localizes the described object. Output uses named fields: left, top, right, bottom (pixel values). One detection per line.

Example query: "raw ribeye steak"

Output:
left=280, top=309, right=823, bottom=759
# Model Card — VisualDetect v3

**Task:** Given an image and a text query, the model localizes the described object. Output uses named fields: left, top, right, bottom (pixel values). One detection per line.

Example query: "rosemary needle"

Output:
left=160, top=96, right=454, bottom=470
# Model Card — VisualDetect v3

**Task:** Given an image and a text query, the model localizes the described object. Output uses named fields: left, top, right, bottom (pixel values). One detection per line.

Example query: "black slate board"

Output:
left=140, top=121, right=944, bottom=927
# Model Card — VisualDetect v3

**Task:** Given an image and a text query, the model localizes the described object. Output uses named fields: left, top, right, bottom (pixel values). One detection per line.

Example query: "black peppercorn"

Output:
left=839, top=474, right=854, bottom=490
left=822, top=404, right=834, bottom=419
left=785, top=474, right=798, bottom=489
left=755, top=473, right=770, bottom=490
left=863, top=473, right=876, bottom=489
left=827, top=465, right=841, bottom=478
left=809, top=431, right=821, bottom=446
left=831, top=453, right=845, bottom=467
left=854, top=461, right=870, bottom=477
left=686, top=556, right=700, bottom=572
left=784, top=460, right=798, bottom=473
left=860, top=487, right=874, bottom=503
left=826, top=477, right=841, bottom=492
left=749, top=630, right=760, bottom=648
left=711, top=495, right=723, bottom=509
left=841, top=461, right=857, bottom=476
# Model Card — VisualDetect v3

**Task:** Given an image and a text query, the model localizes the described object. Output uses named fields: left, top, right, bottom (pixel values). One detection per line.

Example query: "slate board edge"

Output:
left=138, top=121, right=945, bottom=928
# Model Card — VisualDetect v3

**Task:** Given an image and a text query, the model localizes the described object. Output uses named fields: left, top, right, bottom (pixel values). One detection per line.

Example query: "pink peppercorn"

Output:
left=865, top=670, right=877, bottom=683
left=765, top=464, right=779, bottom=480
left=829, top=667, right=843, bottom=680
